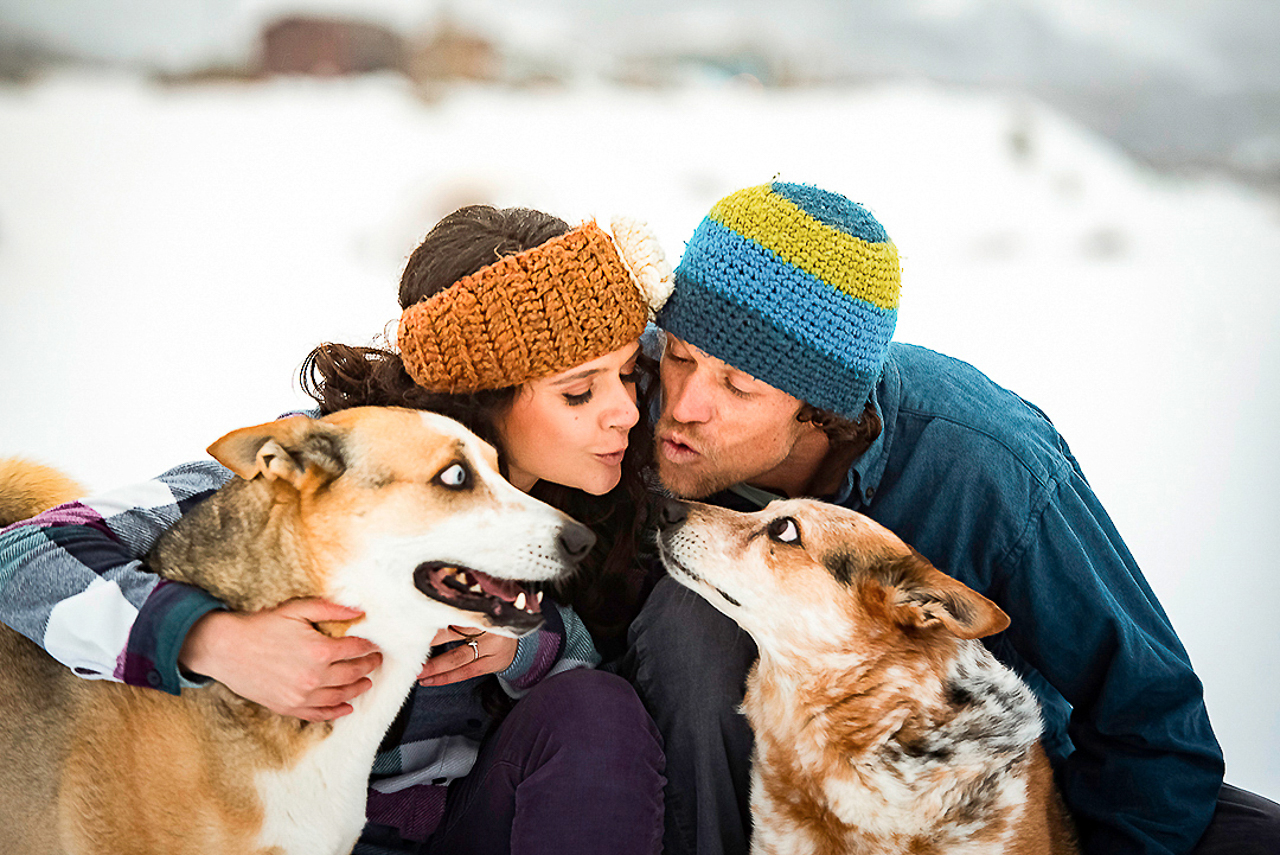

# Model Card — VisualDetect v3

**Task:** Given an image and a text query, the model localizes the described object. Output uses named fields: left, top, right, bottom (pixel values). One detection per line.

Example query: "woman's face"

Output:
left=496, top=342, right=642, bottom=495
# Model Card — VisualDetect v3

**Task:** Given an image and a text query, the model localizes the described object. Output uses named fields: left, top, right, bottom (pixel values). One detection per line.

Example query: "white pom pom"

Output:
left=609, top=216, right=674, bottom=317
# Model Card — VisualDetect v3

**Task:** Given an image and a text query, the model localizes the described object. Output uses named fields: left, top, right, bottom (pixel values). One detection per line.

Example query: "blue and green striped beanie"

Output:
left=658, top=181, right=900, bottom=420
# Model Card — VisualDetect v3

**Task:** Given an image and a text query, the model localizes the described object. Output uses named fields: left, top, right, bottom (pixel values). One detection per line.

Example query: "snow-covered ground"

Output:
left=1, top=72, right=1278, bottom=798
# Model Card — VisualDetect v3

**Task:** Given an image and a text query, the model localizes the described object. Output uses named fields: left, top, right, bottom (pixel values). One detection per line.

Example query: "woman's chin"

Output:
left=561, top=468, right=623, bottom=496
left=581, top=475, right=623, bottom=496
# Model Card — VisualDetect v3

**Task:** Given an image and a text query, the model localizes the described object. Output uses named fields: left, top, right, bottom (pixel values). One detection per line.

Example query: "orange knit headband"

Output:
left=398, top=218, right=672, bottom=394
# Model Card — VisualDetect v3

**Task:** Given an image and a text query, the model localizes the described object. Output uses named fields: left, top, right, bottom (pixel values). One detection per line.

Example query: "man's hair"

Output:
left=797, top=400, right=881, bottom=449
left=796, top=399, right=882, bottom=495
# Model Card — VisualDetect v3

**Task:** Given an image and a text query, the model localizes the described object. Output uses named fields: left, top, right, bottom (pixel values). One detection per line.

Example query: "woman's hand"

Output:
left=417, top=626, right=519, bottom=687
left=178, top=599, right=382, bottom=721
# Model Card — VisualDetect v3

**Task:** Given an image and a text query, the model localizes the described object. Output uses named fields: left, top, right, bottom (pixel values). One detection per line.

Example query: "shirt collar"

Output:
left=727, top=481, right=785, bottom=509
left=833, top=348, right=900, bottom=508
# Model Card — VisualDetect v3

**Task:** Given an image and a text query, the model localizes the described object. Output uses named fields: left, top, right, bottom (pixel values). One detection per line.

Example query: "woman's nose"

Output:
left=605, top=382, right=641, bottom=430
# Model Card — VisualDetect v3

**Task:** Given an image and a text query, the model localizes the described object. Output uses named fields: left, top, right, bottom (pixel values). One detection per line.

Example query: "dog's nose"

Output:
left=558, top=521, right=597, bottom=563
left=658, top=498, right=688, bottom=529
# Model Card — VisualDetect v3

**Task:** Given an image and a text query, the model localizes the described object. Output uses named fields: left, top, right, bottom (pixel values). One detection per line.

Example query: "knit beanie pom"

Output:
left=657, top=181, right=900, bottom=420
left=609, top=216, right=674, bottom=317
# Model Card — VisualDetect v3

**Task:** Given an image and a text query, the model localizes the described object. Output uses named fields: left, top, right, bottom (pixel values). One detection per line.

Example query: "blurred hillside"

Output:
left=1, top=0, right=1278, bottom=189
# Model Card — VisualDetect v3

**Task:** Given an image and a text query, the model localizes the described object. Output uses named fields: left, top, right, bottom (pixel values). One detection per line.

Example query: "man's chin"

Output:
left=656, top=457, right=732, bottom=500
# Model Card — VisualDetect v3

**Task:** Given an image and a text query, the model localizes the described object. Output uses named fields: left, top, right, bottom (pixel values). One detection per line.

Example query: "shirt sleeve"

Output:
left=496, top=600, right=601, bottom=698
left=0, top=461, right=232, bottom=694
left=995, top=455, right=1223, bottom=855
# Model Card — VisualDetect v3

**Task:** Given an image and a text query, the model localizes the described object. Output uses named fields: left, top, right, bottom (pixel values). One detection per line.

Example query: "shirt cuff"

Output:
left=497, top=605, right=568, bottom=696
left=121, top=580, right=227, bottom=695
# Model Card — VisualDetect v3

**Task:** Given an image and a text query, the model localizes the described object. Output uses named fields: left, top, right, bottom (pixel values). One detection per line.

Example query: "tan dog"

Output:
left=656, top=497, right=1077, bottom=855
left=0, top=407, right=593, bottom=855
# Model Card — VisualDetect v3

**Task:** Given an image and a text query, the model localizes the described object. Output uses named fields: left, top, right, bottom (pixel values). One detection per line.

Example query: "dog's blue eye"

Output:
left=437, top=463, right=469, bottom=489
left=767, top=517, right=801, bottom=544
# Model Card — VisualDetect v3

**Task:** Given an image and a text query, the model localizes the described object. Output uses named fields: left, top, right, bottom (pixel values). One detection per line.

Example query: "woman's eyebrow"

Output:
left=552, top=366, right=605, bottom=385
left=551, top=345, right=642, bottom=386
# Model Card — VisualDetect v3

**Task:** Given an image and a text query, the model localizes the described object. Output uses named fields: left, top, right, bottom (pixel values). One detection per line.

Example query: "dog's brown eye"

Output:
left=436, top=462, right=470, bottom=490
left=767, top=517, right=801, bottom=545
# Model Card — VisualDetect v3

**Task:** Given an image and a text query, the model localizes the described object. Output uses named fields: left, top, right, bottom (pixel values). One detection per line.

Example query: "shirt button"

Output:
left=146, top=669, right=162, bottom=687
left=864, top=487, right=875, bottom=500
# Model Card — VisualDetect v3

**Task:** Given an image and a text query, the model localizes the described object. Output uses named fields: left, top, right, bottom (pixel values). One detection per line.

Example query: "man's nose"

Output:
left=665, top=368, right=714, bottom=424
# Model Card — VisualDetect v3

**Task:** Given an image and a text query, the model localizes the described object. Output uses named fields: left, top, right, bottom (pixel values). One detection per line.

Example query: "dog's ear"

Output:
left=207, top=416, right=347, bottom=490
left=877, top=550, right=1010, bottom=640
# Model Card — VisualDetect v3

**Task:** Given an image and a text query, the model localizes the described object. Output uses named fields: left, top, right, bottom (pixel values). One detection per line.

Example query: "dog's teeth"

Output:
left=514, top=592, right=527, bottom=610
left=535, top=591, right=544, bottom=604
left=469, top=583, right=483, bottom=594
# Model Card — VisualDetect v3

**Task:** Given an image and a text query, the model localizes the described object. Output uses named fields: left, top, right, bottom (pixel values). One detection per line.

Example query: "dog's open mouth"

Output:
left=414, top=562, right=545, bottom=633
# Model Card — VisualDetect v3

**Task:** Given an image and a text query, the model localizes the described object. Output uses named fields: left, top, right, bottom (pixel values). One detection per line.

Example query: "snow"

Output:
left=1, top=71, right=1277, bottom=798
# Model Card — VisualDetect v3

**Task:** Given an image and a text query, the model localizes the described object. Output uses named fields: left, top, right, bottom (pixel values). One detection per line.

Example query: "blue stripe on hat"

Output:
left=768, top=182, right=891, bottom=244
left=663, top=220, right=893, bottom=418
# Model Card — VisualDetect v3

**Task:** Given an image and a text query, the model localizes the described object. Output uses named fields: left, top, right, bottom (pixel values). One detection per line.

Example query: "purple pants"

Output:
left=420, top=669, right=665, bottom=855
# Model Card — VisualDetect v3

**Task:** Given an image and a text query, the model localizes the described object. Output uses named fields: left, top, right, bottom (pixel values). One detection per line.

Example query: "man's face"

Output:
left=655, top=334, right=812, bottom=499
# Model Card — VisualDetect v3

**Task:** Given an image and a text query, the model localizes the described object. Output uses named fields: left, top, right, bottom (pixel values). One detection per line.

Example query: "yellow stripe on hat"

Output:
left=708, top=184, right=900, bottom=311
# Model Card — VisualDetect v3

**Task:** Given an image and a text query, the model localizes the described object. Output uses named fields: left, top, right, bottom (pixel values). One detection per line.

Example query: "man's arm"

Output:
left=999, top=458, right=1223, bottom=855
left=869, top=392, right=1224, bottom=855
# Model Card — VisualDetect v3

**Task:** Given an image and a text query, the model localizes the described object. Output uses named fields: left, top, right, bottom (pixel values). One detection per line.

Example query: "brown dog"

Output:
left=0, top=407, right=593, bottom=855
left=657, top=497, right=1077, bottom=855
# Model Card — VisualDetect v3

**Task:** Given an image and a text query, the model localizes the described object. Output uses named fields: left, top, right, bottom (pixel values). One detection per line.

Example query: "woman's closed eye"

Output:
left=565, top=367, right=639, bottom=405
left=563, top=387, right=593, bottom=406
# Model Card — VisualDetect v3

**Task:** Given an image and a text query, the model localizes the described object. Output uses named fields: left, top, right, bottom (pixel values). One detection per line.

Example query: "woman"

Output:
left=305, top=205, right=666, bottom=664
left=0, top=205, right=672, bottom=855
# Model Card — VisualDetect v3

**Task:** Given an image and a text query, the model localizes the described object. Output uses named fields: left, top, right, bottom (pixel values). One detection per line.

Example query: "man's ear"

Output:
left=207, top=415, right=346, bottom=490
left=876, top=550, right=1010, bottom=640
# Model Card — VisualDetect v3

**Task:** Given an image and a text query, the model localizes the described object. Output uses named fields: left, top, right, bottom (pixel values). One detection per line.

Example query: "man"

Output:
left=619, top=180, right=1280, bottom=855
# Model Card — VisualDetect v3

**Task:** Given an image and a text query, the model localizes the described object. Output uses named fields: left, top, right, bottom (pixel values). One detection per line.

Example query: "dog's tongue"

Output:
left=474, top=571, right=541, bottom=613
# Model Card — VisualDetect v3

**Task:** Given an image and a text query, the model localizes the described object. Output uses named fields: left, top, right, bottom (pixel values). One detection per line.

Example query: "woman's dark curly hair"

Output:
left=299, top=205, right=657, bottom=662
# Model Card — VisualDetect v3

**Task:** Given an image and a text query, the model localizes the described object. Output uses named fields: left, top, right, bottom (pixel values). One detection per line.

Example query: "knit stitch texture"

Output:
left=659, top=182, right=900, bottom=419
left=398, top=221, right=649, bottom=393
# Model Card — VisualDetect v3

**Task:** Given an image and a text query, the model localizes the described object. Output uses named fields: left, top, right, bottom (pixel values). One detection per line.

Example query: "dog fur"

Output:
left=0, top=457, right=85, bottom=527
left=657, top=497, right=1077, bottom=855
left=0, top=407, right=593, bottom=855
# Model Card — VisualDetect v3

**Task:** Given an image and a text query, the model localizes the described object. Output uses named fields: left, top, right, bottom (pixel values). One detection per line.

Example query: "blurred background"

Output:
left=1, top=0, right=1277, bottom=798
